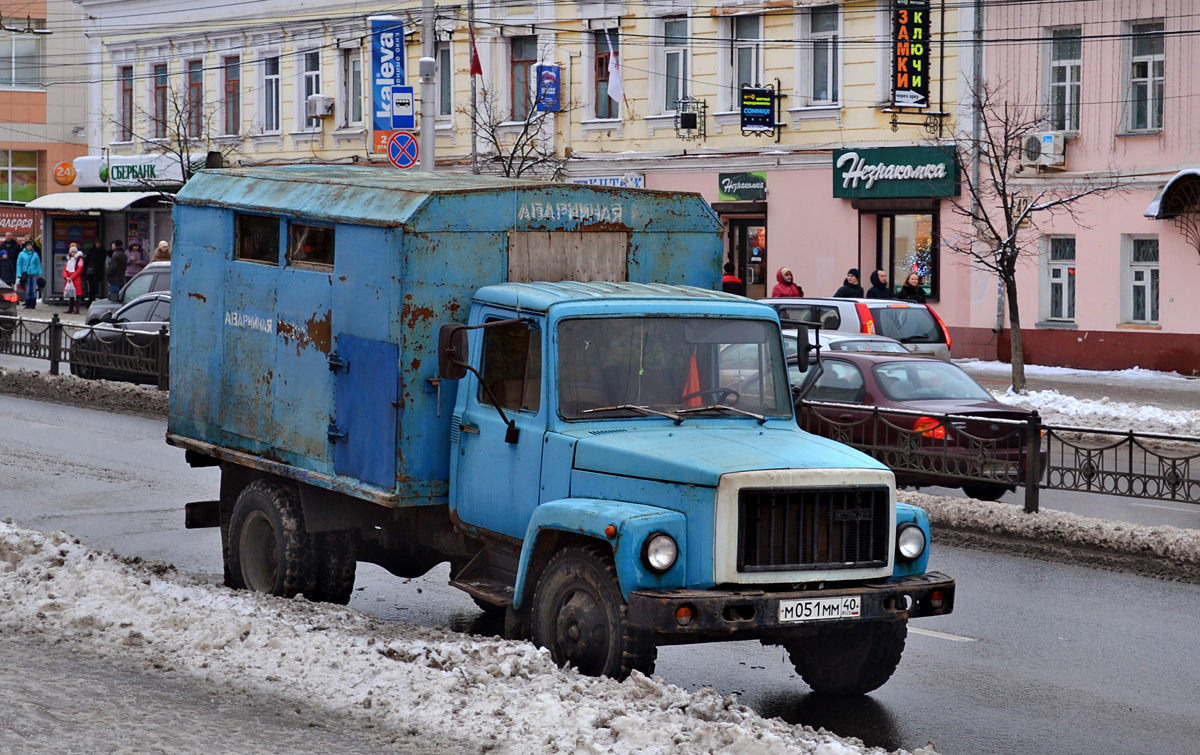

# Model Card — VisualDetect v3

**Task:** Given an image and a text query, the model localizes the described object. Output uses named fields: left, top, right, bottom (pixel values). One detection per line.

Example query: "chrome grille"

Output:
left=737, top=486, right=889, bottom=572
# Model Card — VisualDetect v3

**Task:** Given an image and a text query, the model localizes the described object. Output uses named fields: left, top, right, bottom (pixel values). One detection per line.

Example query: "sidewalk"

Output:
left=17, top=297, right=90, bottom=326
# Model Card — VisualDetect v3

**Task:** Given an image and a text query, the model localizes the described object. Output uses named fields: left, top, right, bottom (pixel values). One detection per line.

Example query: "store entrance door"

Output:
left=877, top=212, right=936, bottom=299
left=727, top=217, right=767, bottom=299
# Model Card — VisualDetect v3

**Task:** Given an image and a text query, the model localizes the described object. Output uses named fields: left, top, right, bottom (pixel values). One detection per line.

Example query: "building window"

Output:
left=153, top=64, right=169, bottom=139
left=263, top=56, right=281, bottom=132
left=302, top=51, right=321, bottom=129
left=809, top=6, right=839, bottom=103
left=594, top=29, right=619, bottom=119
left=1048, top=28, right=1081, bottom=131
left=342, top=49, right=363, bottom=126
left=1129, top=238, right=1159, bottom=323
left=730, top=16, right=762, bottom=108
left=1128, top=21, right=1164, bottom=131
left=0, top=150, right=37, bottom=203
left=222, top=56, right=241, bottom=135
left=1047, top=237, right=1076, bottom=321
left=661, top=17, right=689, bottom=112
left=119, top=66, right=134, bottom=141
left=436, top=41, right=452, bottom=117
left=0, top=29, right=41, bottom=88
left=186, top=59, right=203, bottom=138
left=511, top=35, right=537, bottom=118
left=235, top=214, right=279, bottom=266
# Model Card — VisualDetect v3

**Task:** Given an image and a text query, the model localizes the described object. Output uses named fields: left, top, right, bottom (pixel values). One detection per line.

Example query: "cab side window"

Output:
left=478, top=319, right=541, bottom=412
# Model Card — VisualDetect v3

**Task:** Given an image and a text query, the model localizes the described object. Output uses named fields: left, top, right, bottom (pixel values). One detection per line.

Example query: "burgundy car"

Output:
left=795, top=352, right=1038, bottom=501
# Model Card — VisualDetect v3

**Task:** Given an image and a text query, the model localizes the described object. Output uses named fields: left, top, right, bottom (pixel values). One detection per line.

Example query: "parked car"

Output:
left=768, top=297, right=952, bottom=359
left=71, top=292, right=170, bottom=384
left=85, top=261, right=171, bottom=325
left=794, top=351, right=1036, bottom=500
left=0, top=279, right=17, bottom=346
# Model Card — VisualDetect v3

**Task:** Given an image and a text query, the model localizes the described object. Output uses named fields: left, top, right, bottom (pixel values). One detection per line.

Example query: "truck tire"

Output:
left=530, top=543, right=657, bottom=680
left=310, top=531, right=357, bottom=605
left=228, top=479, right=316, bottom=599
left=784, top=619, right=907, bottom=696
left=962, top=482, right=1008, bottom=502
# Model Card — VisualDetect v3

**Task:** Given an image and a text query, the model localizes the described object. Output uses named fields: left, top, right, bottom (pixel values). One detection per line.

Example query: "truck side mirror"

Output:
left=794, top=322, right=810, bottom=374
left=438, top=324, right=469, bottom=380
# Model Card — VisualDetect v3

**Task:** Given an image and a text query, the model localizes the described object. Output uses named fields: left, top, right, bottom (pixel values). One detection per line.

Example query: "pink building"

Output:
left=961, top=0, right=1200, bottom=373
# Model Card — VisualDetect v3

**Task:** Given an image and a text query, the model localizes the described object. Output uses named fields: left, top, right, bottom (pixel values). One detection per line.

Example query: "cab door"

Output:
left=451, top=314, right=546, bottom=539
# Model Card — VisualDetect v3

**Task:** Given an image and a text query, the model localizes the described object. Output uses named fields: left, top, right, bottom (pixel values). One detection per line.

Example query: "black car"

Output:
left=71, top=292, right=170, bottom=385
left=85, top=261, right=171, bottom=324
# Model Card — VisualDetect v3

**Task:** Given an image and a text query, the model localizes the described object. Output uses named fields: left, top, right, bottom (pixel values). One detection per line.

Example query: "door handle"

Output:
left=459, top=423, right=480, bottom=435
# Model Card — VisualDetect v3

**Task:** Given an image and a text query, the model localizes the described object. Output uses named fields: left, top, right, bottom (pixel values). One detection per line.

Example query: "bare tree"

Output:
left=945, top=81, right=1123, bottom=392
left=461, top=85, right=575, bottom=179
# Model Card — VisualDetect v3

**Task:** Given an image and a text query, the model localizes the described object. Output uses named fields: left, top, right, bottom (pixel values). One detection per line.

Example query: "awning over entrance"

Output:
left=25, top=191, right=163, bottom=213
left=1144, top=169, right=1200, bottom=219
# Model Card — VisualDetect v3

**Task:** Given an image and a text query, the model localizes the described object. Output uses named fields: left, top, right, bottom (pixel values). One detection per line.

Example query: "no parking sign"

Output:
left=387, top=132, right=419, bottom=170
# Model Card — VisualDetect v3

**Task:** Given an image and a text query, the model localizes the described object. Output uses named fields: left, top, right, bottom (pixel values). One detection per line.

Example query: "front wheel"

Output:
left=784, top=619, right=907, bottom=696
left=228, top=479, right=315, bottom=599
left=530, top=544, right=656, bottom=679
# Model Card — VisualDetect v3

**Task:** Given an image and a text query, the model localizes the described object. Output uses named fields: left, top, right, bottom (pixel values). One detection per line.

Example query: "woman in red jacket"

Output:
left=771, top=267, right=803, bottom=298
left=63, top=244, right=84, bottom=314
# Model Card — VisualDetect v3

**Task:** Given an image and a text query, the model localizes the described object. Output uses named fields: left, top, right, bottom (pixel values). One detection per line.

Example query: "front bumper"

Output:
left=626, top=571, right=954, bottom=642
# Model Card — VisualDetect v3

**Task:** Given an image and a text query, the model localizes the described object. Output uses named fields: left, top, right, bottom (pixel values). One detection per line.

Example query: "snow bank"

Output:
left=0, top=520, right=929, bottom=755
left=991, top=388, right=1200, bottom=437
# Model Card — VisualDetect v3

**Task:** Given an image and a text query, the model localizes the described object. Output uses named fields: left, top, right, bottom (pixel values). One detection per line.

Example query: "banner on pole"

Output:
left=370, top=16, right=406, bottom=142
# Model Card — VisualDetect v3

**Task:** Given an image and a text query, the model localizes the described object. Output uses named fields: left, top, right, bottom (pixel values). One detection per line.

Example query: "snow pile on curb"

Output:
left=906, top=491, right=1200, bottom=582
left=993, top=388, right=1200, bottom=437
left=0, top=520, right=932, bottom=755
left=0, top=366, right=167, bottom=417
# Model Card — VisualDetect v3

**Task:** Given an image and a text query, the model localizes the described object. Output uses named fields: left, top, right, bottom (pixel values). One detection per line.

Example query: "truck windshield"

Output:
left=557, top=317, right=792, bottom=420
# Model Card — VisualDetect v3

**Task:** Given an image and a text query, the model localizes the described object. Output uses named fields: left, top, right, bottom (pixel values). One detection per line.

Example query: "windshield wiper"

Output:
left=675, top=404, right=767, bottom=424
left=581, top=405, right=683, bottom=424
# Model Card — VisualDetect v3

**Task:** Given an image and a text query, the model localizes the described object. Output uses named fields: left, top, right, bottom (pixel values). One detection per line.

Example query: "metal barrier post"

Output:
left=1024, top=410, right=1042, bottom=514
left=156, top=325, right=169, bottom=390
left=49, top=314, right=61, bottom=376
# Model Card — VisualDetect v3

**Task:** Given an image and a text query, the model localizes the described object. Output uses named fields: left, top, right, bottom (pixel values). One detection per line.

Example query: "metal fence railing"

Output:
left=0, top=313, right=169, bottom=390
left=797, top=400, right=1200, bottom=513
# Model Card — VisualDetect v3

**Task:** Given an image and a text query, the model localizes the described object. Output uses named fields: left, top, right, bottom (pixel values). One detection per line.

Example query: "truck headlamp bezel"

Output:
left=643, top=532, right=678, bottom=573
left=896, top=523, right=927, bottom=562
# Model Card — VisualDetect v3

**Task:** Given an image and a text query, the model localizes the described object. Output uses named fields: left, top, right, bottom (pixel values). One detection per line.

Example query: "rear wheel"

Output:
left=784, top=619, right=907, bottom=696
left=962, top=482, right=1009, bottom=502
left=530, top=544, right=656, bottom=679
left=228, top=479, right=316, bottom=599
left=310, top=531, right=357, bottom=605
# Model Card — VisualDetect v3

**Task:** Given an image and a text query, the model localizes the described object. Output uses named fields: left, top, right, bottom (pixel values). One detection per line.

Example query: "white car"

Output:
left=768, top=297, right=952, bottom=360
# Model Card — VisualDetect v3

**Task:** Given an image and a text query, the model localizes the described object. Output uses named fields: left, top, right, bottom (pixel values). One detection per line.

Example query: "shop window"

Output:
left=0, top=150, right=38, bottom=203
left=235, top=214, right=280, bottom=265
left=287, top=223, right=335, bottom=268
left=479, top=318, right=541, bottom=412
left=879, top=213, right=937, bottom=299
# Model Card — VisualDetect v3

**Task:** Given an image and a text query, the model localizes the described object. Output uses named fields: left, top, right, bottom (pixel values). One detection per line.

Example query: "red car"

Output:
left=794, top=351, right=1038, bottom=500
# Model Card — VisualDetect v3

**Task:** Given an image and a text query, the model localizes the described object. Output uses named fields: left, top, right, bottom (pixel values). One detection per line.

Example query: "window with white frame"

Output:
left=153, top=63, right=169, bottom=139
left=302, top=51, right=322, bottom=129
left=186, top=60, right=204, bottom=138
left=1128, top=21, right=1164, bottom=131
left=436, top=41, right=452, bottom=118
left=594, top=29, right=619, bottom=119
left=1048, top=28, right=1081, bottom=131
left=809, top=5, right=839, bottom=103
left=660, top=17, right=689, bottom=113
left=1046, top=236, right=1076, bottom=321
left=263, top=56, right=281, bottom=132
left=119, top=66, right=134, bottom=141
left=341, top=48, right=363, bottom=126
left=0, top=28, right=41, bottom=88
left=730, top=16, right=762, bottom=108
left=511, top=36, right=537, bottom=119
left=222, top=57, right=241, bottom=135
left=1129, top=237, right=1159, bottom=323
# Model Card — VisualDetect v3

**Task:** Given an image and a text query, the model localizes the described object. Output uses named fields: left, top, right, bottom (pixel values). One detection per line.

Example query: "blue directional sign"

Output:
left=387, top=131, right=419, bottom=170
left=391, top=85, right=415, bottom=130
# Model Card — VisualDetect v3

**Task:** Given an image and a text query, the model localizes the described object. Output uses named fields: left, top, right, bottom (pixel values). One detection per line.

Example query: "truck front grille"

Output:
left=737, top=486, right=889, bottom=572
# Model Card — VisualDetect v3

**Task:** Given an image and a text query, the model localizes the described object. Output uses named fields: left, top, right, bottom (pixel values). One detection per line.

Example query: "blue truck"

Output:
left=168, top=165, right=954, bottom=695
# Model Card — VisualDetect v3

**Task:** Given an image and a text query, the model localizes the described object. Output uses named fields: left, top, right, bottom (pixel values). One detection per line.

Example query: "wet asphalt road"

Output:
left=3, top=395, right=1200, bottom=753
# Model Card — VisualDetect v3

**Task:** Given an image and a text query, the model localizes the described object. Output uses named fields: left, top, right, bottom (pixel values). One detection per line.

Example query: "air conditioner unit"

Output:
left=306, top=94, right=334, bottom=118
left=1021, top=131, right=1066, bottom=168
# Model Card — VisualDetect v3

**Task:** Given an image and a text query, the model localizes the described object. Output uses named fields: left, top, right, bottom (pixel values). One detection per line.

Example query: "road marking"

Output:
left=910, top=627, right=976, bottom=643
left=1129, top=500, right=1196, bottom=514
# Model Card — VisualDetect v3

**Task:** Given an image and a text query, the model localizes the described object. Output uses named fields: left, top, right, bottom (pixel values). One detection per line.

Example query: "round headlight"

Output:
left=897, top=523, right=927, bottom=561
left=643, top=533, right=678, bottom=573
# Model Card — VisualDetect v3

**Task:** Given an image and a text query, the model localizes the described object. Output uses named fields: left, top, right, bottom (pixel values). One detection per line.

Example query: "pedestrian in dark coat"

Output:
left=83, top=243, right=106, bottom=305
left=866, top=269, right=894, bottom=299
left=0, top=231, right=20, bottom=262
left=0, top=248, right=14, bottom=286
left=721, top=262, right=745, bottom=295
left=896, top=272, right=927, bottom=303
left=833, top=268, right=865, bottom=298
left=105, top=240, right=127, bottom=299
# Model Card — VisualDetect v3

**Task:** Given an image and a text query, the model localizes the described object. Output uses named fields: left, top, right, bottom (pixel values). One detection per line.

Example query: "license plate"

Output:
left=778, top=595, right=861, bottom=623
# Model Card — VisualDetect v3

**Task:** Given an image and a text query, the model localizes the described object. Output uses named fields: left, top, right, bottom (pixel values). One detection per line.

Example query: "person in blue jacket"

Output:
left=16, top=239, right=42, bottom=309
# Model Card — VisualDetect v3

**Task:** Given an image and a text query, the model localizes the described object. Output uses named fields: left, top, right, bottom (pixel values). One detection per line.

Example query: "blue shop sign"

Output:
left=370, top=16, right=406, bottom=134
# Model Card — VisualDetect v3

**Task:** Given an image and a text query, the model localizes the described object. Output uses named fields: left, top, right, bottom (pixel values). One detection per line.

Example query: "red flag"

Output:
left=469, top=22, right=483, bottom=76
left=682, top=351, right=702, bottom=407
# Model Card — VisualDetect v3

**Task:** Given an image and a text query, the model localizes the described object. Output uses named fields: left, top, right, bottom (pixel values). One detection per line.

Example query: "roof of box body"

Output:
left=475, top=281, right=760, bottom=313
left=174, top=165, right=720, bottom=231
